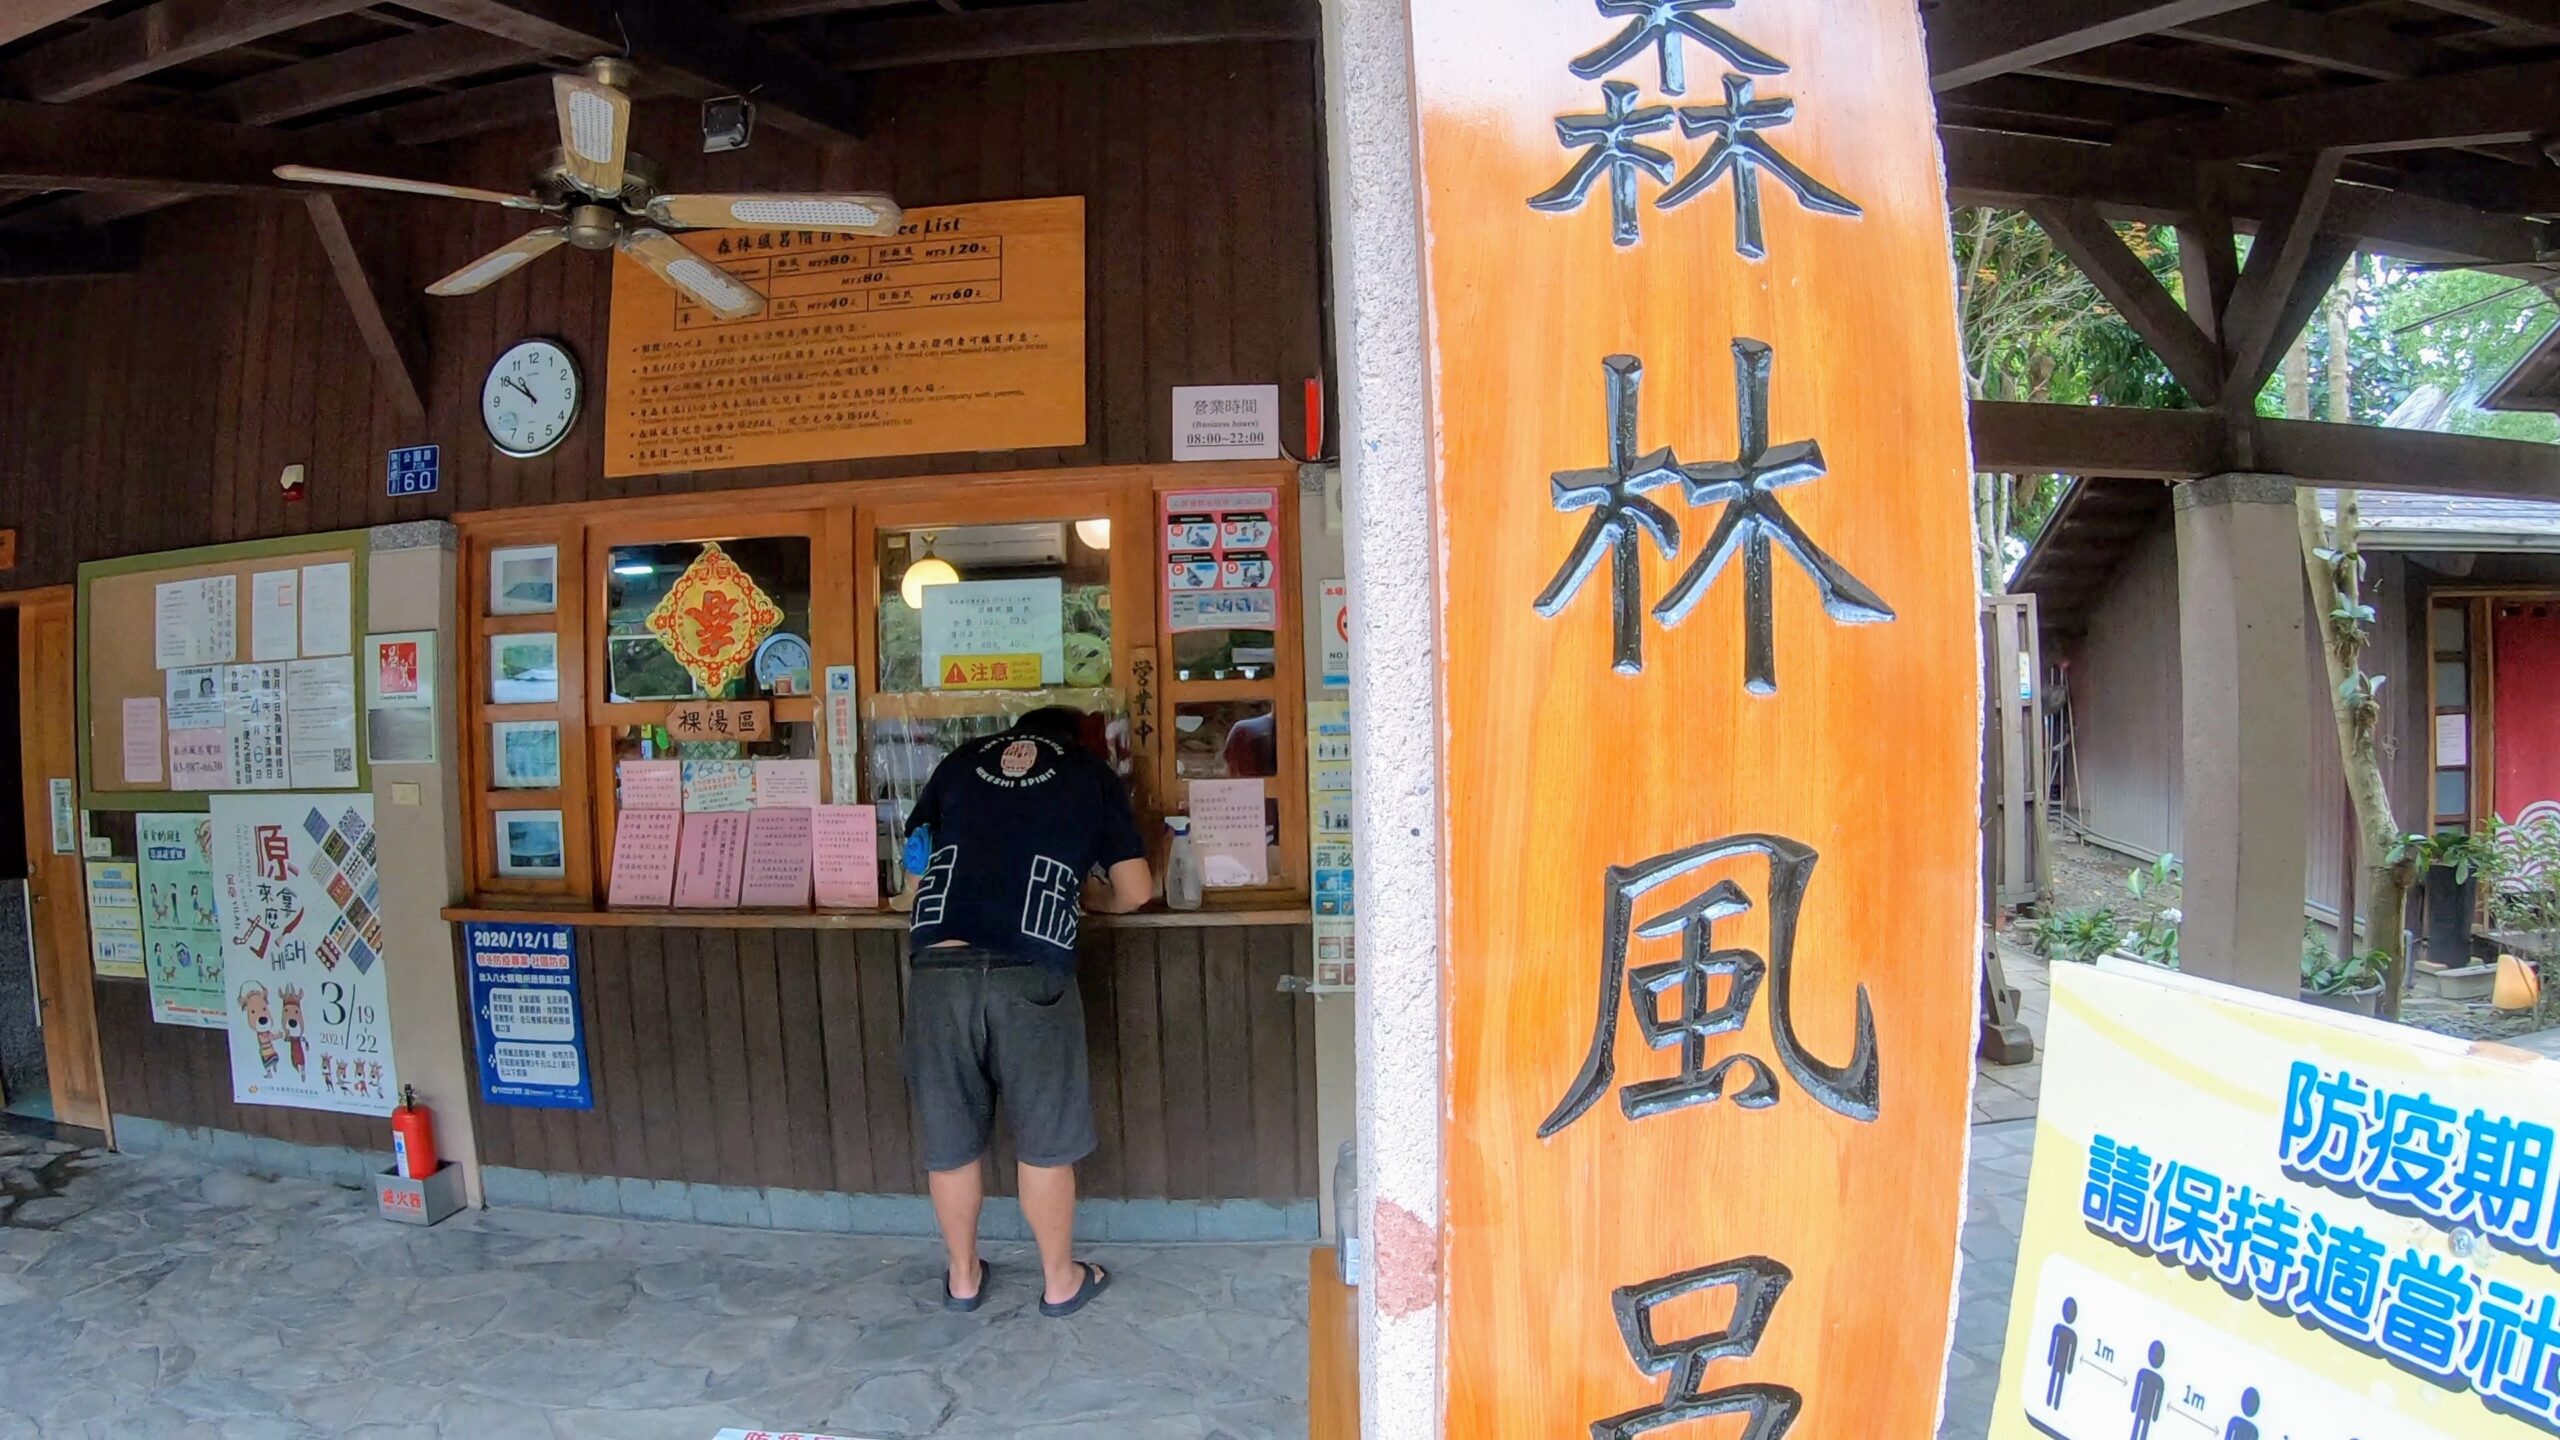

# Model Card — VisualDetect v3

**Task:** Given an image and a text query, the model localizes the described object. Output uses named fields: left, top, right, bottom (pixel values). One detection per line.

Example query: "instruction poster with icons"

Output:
left=1161, top=488, right=1279, bottom=632
left=209, top=793, right=398, bottom=1116
left=137, top=813, right=226, bottom=1028
left=1991, top=962, right=2560, bottom=1439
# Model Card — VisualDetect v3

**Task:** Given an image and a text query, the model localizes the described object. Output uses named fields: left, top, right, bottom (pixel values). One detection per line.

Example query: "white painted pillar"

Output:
left=1320, top=0, right=1444, bottom=1433
left=2174, top=474, right=2311, bottom=995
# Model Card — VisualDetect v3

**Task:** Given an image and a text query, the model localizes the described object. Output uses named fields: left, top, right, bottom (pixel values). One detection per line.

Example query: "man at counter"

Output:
left=903, top=705, right=1151, bottom=1317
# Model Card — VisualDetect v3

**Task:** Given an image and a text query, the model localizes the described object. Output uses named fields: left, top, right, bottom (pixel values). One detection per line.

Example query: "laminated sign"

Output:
left=464, top=922, right=591, bottom=1110
left=211, top=794, right=398, bottom=1116
left=1406, top=0, right=1980, bottom=1432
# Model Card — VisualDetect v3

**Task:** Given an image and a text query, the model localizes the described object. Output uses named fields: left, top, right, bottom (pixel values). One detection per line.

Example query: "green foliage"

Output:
left=2263, top=260, right=2560, bottom=442
left=2029, top=853, right=2182, bottom=967
left=2482, top=817, right=2560, bottom=939
left=2121, top=852, right=2183, bottom=971
left=2301, top=924, right=2389, bottom=995
left=2033, top=906, right=2124, bottom=965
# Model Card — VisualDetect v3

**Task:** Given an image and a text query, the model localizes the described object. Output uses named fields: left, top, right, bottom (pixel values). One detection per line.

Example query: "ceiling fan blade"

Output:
left=427, top=228, right=569, bottom=298
left=273, top=165, right=545, bottom=210
left=646, top=192, right=904, bottom=236
left=554, top=71, right=631, bottom=198
left=619, top=228, right=766, bottom=320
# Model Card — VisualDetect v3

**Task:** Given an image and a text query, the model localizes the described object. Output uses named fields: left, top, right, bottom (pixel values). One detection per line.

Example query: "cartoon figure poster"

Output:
left=136, top=813, right=226, bottom=1028
left=209, top=794, right=398, bottom=1115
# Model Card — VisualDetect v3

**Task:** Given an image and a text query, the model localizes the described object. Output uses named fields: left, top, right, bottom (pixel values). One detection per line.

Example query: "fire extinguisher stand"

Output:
left=375, top=1087, right=465, bottom=1227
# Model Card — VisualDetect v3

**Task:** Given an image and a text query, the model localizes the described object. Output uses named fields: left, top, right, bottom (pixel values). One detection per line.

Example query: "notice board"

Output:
left=603, top=196, right=1088, bottom=478
left=78, top=532, right=370, bottom=809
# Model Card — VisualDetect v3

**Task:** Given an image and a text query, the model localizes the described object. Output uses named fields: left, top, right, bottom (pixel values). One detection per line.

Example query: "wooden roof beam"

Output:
left=2162, top=8, right=2436, bottom=79
left=2221, top=151, right=2346, bottom=402
left=208, top=23, right=537, bottom=126
left=0, top=2, right=113, bottom=49
left=818, top=0, right=1317, bottom=71
left=2402, top=0, right=2560, bottom=34
left=1926, top=0, right=2269, bottom=91
left=2025, top=198, right=2226, bottom=402
left=3, top=0, right=372, bottom=104
left=304, top=193, right=428, bottom=424
left=2127, top=59, right=2560, bottom=160
left=0, top=96, right=448, bottom=193
left=1970, top=400, right=2223, bottom=478
left=1969, top=402, right=2560, bottom=497
left=400, top=0, right=866, bottom=141
left=2020, top=44, right=2292, bottom=103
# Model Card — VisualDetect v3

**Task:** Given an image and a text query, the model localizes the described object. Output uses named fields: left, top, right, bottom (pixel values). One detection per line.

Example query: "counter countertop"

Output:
left=439, top=904, right=1313, bottom=931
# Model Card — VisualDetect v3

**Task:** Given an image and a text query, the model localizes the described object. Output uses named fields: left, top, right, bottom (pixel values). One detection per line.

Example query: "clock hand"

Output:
left=504, top=376, right=538, bottom=405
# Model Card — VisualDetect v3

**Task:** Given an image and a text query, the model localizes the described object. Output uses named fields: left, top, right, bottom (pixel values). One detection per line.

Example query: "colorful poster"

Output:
left=1187, top=777, right=1269, bottom=888
left=1319, top=578, right=1349, bottom=690
left=221, top=662, right=287, bottom=789
left=121, top=696, right=163, bottom=784
left=1990, top=962, right=2560, bottom=1438
left=1161, top=488, right=1280, bottom=634
left=680, top=759, right=756, bottom=813
left=740, top=806, right=813, bottom=908
left=825, top=666, right=859, bottom=805
left=603, top=198, right=1088, bottom=478
left=606, top=807, right=681, bottom=908
left=812, top=805, right=879, bottom=910
left=922, top=578, right=1065, bottom=688
left=463, top=922, right=590, bottom=1110
left=137, top=813, right=226, bottom=1027
left=209, top=793, right=397, bottom=1115
left=674, top=812, right=749, bottom=908
left=83, top=860, right=145, bottom=978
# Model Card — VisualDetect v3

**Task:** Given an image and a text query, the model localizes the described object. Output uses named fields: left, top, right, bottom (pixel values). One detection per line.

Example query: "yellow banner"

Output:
left=1992, top=962, right=2560, bottom=1439
left=935, top=653, right=1042, bottom=692
left=604, top=197, right=1086, bottom=477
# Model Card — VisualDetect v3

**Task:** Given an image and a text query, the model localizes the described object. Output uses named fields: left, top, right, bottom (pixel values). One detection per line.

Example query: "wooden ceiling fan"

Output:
left=273, top=57, right=902, bottom=321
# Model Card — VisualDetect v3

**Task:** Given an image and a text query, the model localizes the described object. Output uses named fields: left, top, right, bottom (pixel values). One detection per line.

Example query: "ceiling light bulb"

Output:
left=901, top=557, right=960, bottom=609
left=730, top=198, right=882, bottom=228
left=612, top=563, right=653, bottom=576
left=567, top=90, right=618, bottom=161
left=1074, top=518, right=1112, bottom=550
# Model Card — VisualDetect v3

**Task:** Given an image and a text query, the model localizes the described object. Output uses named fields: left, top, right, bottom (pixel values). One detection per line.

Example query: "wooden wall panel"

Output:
left=469, top=924, right=1316, bottom=1200
left=95, top=977, right=375, bottom=1149
left=0, top=41, right=1325, bottom=590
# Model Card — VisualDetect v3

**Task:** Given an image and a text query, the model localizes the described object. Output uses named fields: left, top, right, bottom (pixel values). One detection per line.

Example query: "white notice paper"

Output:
left=249, top=570, right=299, bottom=662
left=299, top=561, right=351, bottom=657
left=154, top=575, right=237, bottom=669
left=121, top=697, right=163, bottom=784
left=1171, top=383, right=1284, bottom=461
left=285, top=656, right=358, bottom=789
left=922, top=578, right=1066, bottom=686
left=165, top=665, right=223, bottom=730
left=221, top=663, right=287, bottom=790
left=2437, top=712, right=2470, bottom=768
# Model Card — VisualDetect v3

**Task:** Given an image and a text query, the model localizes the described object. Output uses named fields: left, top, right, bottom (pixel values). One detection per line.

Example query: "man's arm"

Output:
left=1086, top=858, right=1154, bottom=914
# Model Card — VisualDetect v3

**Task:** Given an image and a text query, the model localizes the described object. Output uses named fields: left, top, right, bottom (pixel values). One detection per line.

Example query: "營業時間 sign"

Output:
left=604, top=197, right=1087, bottom=478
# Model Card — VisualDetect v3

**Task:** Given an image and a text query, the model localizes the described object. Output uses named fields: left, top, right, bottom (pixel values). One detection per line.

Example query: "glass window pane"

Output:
left=2430, top=604, right=2467, bottom=653
left=1172, top=629, right=1278, bottom=681
left=605, top=536, right=813, bottom=703
left=876, top=521, right=1113, bottom=693
left=1175, top=700, right=1277, bottom=780
left=2435, top=660, right=2468, bottom=707
left=2436, top=768, right=2468, bottom=818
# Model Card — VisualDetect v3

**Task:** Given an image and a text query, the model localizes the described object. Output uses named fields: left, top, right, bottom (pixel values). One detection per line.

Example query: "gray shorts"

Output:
left=903, top=947, right=1098, bottom=1172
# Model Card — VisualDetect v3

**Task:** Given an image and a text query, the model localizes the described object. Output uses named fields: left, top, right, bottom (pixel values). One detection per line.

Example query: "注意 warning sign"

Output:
left=605, top=197, right=1087, bottom=478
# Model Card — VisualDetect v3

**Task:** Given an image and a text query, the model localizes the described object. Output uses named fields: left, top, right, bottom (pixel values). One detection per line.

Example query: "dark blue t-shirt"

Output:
left=904, top=728, right=1145, bottom=967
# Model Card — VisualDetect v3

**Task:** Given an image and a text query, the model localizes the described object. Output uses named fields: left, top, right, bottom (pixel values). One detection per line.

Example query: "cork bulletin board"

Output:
left=77, top=532, right=371, bottom=810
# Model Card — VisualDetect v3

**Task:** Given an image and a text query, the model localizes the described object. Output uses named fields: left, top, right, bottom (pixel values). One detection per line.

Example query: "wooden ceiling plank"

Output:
left=2164, top=7, right=2437, bottom=78
left=0, top=1, right=113, bottom=49
left=0, top=222, right=139, bottom=281
left=4, top=0, right=371, bottom=104
left=819, top=0, right=1318, bottom=70
left=0, top=95, right=447, bottom=192
left=210, top=23, right=534, bottom=126
left=2020, top=45, right=2296, bottom=102
left=2401, top=0, right=2560, bottom=33
left=724, top=0, right=911, bottom=18
left=2127, top=58, right=2560, bottom=159
left=401, top=0, right=865, bottom=140
left=304, top=192, right=428, bottom=423
left=1926, top=0, right=2270, bottom=91
left=2025, top=198, right=2227, bottom=402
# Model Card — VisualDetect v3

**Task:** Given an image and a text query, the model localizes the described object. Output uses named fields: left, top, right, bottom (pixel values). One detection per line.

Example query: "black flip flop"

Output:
left=942, top=1259, right=991, bottom=1313
left=1039, top=1261, right=1111, bottom=1318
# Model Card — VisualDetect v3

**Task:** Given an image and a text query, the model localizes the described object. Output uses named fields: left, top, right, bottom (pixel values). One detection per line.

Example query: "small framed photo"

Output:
left=494, top=809, right=567, bottom=878
left=491, top=720, right=562, bottom=789
left=489, top=632, right=559, bottom=705
left=488, top=545, right=559, bottom=615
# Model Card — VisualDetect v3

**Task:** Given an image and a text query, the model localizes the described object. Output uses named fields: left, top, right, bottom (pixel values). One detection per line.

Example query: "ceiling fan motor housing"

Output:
left=563, top=204, right=622, bottom=252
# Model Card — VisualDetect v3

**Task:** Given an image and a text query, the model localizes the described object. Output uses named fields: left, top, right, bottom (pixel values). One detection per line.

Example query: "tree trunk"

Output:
left=2325, top=283, right=2352, bottom=424
left=2296, top=490, right=2418, bottom=1019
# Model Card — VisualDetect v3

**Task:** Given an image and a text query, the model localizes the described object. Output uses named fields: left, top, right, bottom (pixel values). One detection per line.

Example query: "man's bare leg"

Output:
left=929, top=1160, right=986, bottom=1299
left=1018, top=1160, right=1093, bottom=1304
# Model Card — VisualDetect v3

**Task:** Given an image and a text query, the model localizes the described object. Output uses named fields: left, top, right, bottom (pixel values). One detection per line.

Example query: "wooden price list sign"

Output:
left=604, top=197, right=1086, bottom=478
left=1411, top=0, right=1978, bottom=1434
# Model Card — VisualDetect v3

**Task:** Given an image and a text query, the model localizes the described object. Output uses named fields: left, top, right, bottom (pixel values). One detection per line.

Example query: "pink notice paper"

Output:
left=122, top=697, right=164, bottom=784
left=618, top=759, right=681, bottom=811
left=811, top=805, right=881, bottom=909
left=740, top=806, right=814, bottom=908
left=674, top=812, right=749, bottom=909
left=1187, top=778, right=1270, bottom=888
left=753, top=759, right=822, bottom=809
left=607, top=807, right=682, bottom=908
left=168, top=728, right=231, bottom=791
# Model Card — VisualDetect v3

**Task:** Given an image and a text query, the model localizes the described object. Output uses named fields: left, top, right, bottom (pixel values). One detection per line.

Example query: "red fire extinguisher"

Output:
left=391, top=1086, right=439, bottom=1180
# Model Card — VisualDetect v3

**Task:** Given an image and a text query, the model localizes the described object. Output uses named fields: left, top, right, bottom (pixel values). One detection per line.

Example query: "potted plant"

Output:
left=2301, top=938, right=2389, bottom=1017
left=2405, top=829, right=2498, bottom=969
left=2482, top=816, right=2560, bottom=1025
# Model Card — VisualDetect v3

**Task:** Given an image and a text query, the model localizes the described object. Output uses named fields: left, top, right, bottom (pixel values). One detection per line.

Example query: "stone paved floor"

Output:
left=0, top=1129, right=1307, bottom=1439
left=1940, top=941, right=2052, bottom=1439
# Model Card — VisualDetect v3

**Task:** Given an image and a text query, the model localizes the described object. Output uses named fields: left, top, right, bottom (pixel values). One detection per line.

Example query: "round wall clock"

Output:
left=481, top=338, right=581, bottom=459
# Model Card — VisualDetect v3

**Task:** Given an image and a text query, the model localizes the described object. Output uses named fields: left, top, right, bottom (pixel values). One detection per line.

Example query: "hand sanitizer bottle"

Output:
left=1165, top=816, right=1204, bottom=912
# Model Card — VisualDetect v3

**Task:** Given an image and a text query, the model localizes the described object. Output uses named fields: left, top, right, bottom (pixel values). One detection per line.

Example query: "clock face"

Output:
left=482, top=339, right=580, bottom=459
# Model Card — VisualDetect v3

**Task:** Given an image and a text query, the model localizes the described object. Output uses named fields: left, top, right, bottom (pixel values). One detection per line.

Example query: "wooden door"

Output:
left=13, top=590, right=109, bottom=1133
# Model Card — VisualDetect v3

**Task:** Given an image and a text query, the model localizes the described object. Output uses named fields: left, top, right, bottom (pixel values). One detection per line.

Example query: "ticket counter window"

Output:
left=1171, top=628, right=1278, bottom=681
left=605, top=536, right=814, bottom=702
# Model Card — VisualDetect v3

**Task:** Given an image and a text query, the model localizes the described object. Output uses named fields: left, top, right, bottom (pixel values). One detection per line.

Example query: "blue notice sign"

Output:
left=463, top=922, right=591, bottom=1109
left=385, top=444, right=440, bottom=497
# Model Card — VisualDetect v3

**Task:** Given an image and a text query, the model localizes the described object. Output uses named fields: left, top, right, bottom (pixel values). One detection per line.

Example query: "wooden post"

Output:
left=1403, top=0, right=1979, bottom=1431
